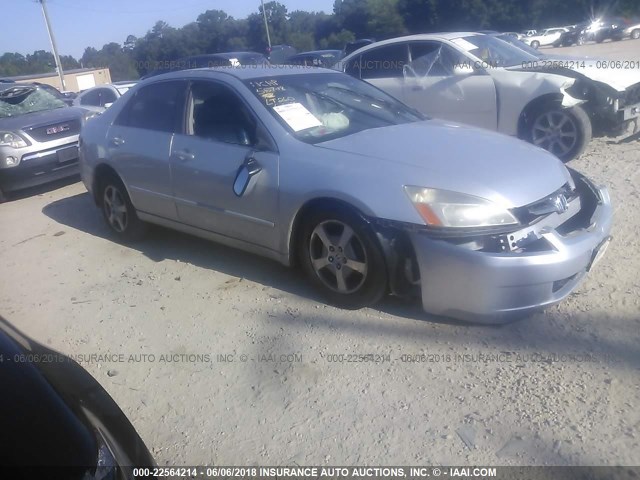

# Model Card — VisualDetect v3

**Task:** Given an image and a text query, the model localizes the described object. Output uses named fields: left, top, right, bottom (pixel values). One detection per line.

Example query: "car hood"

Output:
left=0, top=316, right=156, bottom=468
left=0, top=106, right=85, bottom=131
left=0, top=325, right=97, bottom=467
left=316, top=120, right=571, bottom=209
left=535, top=56, right=640, bottom=92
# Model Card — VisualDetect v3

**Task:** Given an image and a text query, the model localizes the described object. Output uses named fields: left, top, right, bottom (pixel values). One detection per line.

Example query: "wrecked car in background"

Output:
left=338, top=33, right=639, bottom=161
left=493, top=33, right=640, bottom=138
left=79, top=66, right=612, bottom=323
left=0, top=84, right=96, bottom=202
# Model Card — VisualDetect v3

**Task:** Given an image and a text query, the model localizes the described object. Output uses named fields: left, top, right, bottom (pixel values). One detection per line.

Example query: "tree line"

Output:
left=1, top=0, right=638, bottom=81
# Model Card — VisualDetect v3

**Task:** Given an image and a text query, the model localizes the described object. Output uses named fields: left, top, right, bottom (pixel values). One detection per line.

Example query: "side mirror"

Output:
left=104, top=102, right=114, bottom=109
left=453, top=64, right=475, bottom=76
left=233, top=156, right=262, bottom=197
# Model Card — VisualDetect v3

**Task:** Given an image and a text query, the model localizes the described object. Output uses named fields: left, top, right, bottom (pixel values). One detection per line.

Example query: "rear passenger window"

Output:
left=115, top=81, right=185, bottom=133
left=360, top=44, right=408, bottom=80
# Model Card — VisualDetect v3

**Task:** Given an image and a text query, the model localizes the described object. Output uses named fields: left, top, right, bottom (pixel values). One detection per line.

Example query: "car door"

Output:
left=106, top=80, right=187, bottom=220
left=400, top=41, right=498, bottom=129
left=169, top=79, right=280, bottom=251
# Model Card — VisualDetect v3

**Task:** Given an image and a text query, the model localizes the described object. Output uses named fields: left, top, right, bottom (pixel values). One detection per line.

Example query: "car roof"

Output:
left=81, top=82, right=136, bottom=91
left=150, top=65, right=337, bottom=82
left=189, top=52, right=265, bottom=59
left=292, top=49, right=342, bottom=56
left=341, top=32, right=481, bottom=58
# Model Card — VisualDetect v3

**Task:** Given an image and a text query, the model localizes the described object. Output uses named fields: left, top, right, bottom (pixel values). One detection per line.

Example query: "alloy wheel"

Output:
left=532, top=110, right=579, bottom=157
left=308, top=220, right=368, bottom=294
left=103, top=185, right=128, bottom=233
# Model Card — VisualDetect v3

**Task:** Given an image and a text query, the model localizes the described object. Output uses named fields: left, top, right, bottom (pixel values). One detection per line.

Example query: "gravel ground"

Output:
left=1, top=40, right=639, bottom=467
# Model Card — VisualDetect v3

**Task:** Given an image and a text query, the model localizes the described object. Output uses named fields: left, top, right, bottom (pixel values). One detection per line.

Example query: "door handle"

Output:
left=173, top=149, right=195, bottom=161
left=110, top=136, right=125, bottom=146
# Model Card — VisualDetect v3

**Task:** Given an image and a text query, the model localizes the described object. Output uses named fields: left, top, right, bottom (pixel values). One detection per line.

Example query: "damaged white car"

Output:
left=337, top=33, right=639, bottom=162
left=493, top=32, right=640, bottom=139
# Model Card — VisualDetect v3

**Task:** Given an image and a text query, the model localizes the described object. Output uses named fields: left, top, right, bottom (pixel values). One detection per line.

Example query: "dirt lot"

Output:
left=1, top=40, right=639, bottom=467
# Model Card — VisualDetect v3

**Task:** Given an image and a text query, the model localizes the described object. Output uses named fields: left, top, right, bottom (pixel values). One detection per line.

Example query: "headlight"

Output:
left=0, top=131, right=28, bottom=149
left=404, top=186, right=519, bottom=228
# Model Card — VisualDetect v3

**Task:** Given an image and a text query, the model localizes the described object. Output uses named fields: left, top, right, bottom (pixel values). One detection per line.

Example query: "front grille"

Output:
left=24, top=118, right=81, bottom=142
left=624, top=83, right=640, bottom=106
left=556, top=174, right=599, bottom=235
left=512, top=183, right=577, bottom=226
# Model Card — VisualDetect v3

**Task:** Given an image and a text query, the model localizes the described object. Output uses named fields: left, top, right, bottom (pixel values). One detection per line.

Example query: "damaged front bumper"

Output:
left=404, top=172, right=612, bottom=323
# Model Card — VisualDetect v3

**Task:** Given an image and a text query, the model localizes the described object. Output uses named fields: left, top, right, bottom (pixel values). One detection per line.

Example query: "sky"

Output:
left=1, top=0, right=335, bottom=59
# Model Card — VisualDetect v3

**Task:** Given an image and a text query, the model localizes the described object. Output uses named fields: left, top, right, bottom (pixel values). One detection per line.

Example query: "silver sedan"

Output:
left=79, top=66, right=612, bottom=323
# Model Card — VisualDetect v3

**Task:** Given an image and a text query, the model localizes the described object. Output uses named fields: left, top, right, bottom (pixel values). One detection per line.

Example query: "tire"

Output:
left=98, top=173, right=147, bottom=241
left=299, top=207, right=387, bottom=310
left=632, top=29, right=640, bottom=40
left=0, top=187, right=5, bottom=204
left=527, top=103, right=592, bottom=162
left=577, top=35, right=585, bottom=45
left=531, top=40, right=540, bottom=49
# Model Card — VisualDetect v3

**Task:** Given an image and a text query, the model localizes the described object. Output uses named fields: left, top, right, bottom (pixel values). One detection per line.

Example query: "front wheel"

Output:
left=99, top=175, right=147, bottom=241
left=299, top=208, right=387, bottom=310
left=531, top=40, right=540, bottom=49
left=0, top=187, right=5, bottom=204
left=528, top=104, right=592, bottom=162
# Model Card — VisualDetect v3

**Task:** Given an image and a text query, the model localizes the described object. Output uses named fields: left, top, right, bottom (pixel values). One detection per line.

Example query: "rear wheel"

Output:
left=528, top=104, right=592, bottom=162
left=0, top=187, right=5, bottom=204
left=531, top=40, right=540, bottom=49
left=98, top=174, right=147, bottom=241
left=577, top=35, right=585, bottom=45
left=299, top=208, right=387, bottom=309
left=632, top=29, right=640, bottom=40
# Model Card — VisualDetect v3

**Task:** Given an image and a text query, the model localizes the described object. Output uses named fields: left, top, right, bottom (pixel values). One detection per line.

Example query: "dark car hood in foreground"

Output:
left=0, top=317, right=155, bottom=472
left=0, top=106, right=85, bottom=131
left=0, top=328, right=96, bottom=468
left=317, top=120, right=571, bottom=209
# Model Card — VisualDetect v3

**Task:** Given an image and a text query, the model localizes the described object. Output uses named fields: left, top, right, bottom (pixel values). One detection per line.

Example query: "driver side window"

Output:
left=187, top=81, right=257, bottom=147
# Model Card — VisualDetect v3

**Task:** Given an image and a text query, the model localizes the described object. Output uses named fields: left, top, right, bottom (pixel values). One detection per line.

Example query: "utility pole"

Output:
left=260, top=0, right=272, bottom=51
left=38, top=0, right=66, bottom=90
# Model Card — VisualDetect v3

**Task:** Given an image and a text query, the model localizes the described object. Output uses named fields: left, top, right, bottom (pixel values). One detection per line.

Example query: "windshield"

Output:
left=244, top=72, right=423, bottom=144
left=454, top=35, right=538, bottom=67
left=0, top=85, right=67, bottom=118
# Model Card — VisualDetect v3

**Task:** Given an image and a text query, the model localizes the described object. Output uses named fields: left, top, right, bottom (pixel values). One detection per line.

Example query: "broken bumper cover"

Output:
left=408, top=177, right=612, bottom=323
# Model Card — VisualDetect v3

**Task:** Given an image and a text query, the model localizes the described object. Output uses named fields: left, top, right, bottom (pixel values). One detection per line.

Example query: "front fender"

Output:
left=489, top=69, right=582, bottom=136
